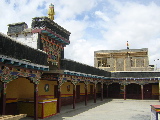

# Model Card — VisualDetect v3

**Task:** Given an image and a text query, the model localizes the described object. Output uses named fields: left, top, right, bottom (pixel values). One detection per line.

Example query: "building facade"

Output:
left=0, top=4, right=159, bottom=120
left=0, top=4, right=109, bottom=120
left=94, top=48, right=153, bottom=71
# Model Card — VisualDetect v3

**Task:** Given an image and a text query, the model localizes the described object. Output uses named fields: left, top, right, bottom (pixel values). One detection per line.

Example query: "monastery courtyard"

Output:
left=21, top=99, right=159, bottom=120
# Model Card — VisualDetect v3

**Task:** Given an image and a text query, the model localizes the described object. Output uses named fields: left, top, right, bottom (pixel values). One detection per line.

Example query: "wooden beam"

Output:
left=1, top=82, right=7, bottom=115
left=141, top=85, right=144, bottom=100
left=106, top=85, right=109, bottom=98
left=73, top=85, right=76, bottom=109
left=57, top=82, right=61, bottom=113
left=94, top=85, right=96, bottom=103
left=85, top=85, right=87, bottom=106
left=101, top=83, right=103, bottom=101
left=34, top=84, right=38, bottom=120
left=124, top=85, right=126, bottom=100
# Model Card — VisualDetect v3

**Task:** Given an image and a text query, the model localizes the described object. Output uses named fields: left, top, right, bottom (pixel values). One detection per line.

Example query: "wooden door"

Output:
left=144, top=84, right=152, bottom=99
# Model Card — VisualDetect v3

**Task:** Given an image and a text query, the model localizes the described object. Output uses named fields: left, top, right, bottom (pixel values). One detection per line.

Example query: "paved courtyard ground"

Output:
left=21, top=99, right=160, bottom=120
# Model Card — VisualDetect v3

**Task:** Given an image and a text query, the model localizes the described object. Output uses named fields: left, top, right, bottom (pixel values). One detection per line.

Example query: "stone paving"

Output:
left=21, top=99, right=160, bottom=120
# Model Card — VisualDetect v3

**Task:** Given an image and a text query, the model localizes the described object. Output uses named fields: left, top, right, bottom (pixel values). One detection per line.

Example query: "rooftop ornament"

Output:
left=127, top=41, right=129, bottom=49
left=48, top=3, right=55, bottom=20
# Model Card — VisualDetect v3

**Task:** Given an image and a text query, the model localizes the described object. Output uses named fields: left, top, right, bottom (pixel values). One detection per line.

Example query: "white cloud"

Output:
left=96, top=1, right=160, bottom=68
left=0, top=0, right=47, bottom=33
left=55, top=0, right=97, bottom=20
left=95, top=11, right=110, bottom=22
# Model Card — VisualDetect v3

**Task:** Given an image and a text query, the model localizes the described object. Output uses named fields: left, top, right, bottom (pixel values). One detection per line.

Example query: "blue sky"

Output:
left=1, top=0, right=160, bottom=70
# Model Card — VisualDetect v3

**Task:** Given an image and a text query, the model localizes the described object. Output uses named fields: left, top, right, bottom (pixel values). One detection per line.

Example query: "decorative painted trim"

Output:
left=93, top=80, right=98, bottom=86
left=105, top=81, right=113, bottom=86
left=32, top=28, right=70, bottom=45
left=17, top=69, right=31, bottom=77
left=58, top=75, right=67, bottom=87
left=30, top=71, right=42, bottom=84
left=100, top=81, right=104, bottom=84
left=0, top=68, right=42, bottom=78
left=136, top=80, right=149, bottom=85
left=119, top=80, right=130, bottom=85
left=0, top=55, right=49, bottom=71
left=71, top=79, right=80, bottom=85
left=84, top=80, right=90, bottom=85
left=101, top=81, right=104, bottom=88
left=0, top=67, right=18, bottom=83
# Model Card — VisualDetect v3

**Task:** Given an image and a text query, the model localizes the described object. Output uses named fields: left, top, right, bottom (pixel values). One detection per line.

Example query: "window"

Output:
left=97, top=58, right=110, bottom=67
left=136, top=59, right=145, bottom=67
left=102, top=58, right=110, bottom=67
left=98, top=60, right=101, bottom=67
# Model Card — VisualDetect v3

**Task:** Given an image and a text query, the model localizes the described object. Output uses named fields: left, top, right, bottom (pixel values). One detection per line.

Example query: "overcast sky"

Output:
left=1, top=0, right=160, bottom=68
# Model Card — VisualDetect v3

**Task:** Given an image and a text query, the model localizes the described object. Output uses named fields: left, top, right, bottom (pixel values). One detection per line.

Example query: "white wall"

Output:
left=11, top=33, right=38, bottom=49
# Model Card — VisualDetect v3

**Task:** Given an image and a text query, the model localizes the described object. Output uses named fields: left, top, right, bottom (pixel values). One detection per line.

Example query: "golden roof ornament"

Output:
left=48, top=3, right=55, bottom=20
left=127, top=41, right=129, bottom=49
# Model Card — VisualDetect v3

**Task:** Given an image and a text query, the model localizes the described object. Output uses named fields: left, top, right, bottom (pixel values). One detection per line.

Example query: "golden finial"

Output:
left=48, top=3, right=55, bottom=20
left=127, top=41, right=129, bottom=49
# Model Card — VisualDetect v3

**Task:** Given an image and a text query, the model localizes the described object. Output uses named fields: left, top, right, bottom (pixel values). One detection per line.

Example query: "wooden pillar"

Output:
left=106, top=85, right=109, bottom=98
left=57, top=74, right=67, bottom=113
left=84, top=80, right=89, bottom=106
left=101, top=83, right=103, bottom=101
left=57, top=85, right=61, bottom=113
left=71, top=79, right=79, bottom=109
left=124, top=85, right=126, bottom=100
left=141, top=85, right=144, bottom=100
left=85, top=84, right=88, bottom=106
left=159, top=80, right=160, bottom=102
left=1, top=82, right=7, bottom=115
left=156, top=112, right=158, bottom=120
left=94, top=84, right=96, bottom=103
left=0, top=67, right=18, bottom=116
left=73, top=85, right=76, bottom=109
left=34, top=84, right=38, bottom=120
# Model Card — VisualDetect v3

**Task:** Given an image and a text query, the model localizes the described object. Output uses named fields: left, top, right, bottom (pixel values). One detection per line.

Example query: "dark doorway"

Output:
left=108, top=83, right=121, bottom=98
left=103, top=84, right=108, bottom=98
left=126, top=84, right=141, bottom=99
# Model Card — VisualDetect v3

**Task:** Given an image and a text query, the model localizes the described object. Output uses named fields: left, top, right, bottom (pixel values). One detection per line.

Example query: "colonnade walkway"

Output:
left=21, top=99, right=159, bottom=120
